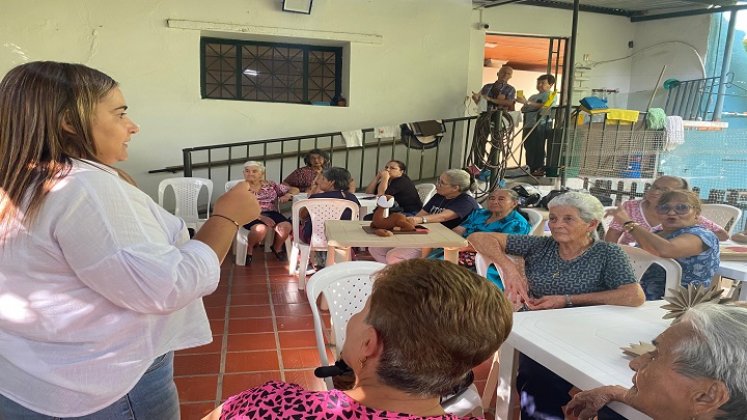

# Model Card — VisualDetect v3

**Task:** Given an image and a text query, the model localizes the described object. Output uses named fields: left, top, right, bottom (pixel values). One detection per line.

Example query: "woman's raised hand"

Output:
left=605, top=205, right=631, bottom=225
left=216, top=181, right=260, bottom=225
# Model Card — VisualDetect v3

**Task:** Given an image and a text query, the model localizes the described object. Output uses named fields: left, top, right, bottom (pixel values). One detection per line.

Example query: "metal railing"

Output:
left=174, top=116, right=479, bottom=191
left=664, top=75, right=722, bottom=121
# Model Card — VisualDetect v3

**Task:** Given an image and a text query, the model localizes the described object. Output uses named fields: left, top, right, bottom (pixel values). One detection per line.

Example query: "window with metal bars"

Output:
left=200, top=37, right=342, bottom=104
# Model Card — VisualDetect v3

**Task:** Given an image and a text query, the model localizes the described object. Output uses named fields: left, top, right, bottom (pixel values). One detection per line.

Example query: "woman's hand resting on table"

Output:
left=564, top=385, right=627, bottom=420
left=525, top=295, right=565, bottom=310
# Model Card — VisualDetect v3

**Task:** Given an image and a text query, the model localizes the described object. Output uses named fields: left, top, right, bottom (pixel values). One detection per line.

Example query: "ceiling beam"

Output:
left=631, top=4, right=747, bottom=22
left=486, top=0, right=632, bottom=17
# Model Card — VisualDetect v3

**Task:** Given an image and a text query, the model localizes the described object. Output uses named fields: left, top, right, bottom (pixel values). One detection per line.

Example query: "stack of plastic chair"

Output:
left=288, top=198, right=359, bottom=289
left=157, top=177, right=213, bottom=231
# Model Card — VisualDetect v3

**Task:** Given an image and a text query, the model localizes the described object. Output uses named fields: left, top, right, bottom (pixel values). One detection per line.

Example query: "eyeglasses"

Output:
left=384, top=165, right=401, bottom=170
left=655, top=203, right=694, bottom=215
left=436, top=178, right=453, bottom=187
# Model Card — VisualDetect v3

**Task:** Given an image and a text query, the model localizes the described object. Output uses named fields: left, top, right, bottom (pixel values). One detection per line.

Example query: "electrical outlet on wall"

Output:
left=582, top=54, right=591, bottom=62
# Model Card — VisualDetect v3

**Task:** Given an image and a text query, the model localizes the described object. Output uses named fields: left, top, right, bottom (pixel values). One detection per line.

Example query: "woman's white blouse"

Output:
left=0, top=160, right=220, bottom=417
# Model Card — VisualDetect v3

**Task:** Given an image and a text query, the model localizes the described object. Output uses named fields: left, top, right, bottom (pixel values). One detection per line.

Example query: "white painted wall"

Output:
left=0, top=0, right=473, bottom=197
left=627, top=15, right=711, bottom=110
left=471, top=4, right=636, bottom=106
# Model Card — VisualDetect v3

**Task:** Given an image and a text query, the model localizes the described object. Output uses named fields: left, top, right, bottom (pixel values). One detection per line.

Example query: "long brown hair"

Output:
left=0, top=61, right=118, bottom=228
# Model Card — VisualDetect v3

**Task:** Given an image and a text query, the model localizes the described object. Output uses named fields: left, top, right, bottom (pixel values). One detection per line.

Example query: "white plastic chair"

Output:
left=701, top=203, right=742, bottom=235
left=620, top=245, right=682, bottom=297
left=225, top=180, right=288, bottom=264
left=289, top=198, right=360, bottom=289
left=306, top=261, right=385, bottom=389
left=306, top=261, right=484, bottom=417
left=158, top=177, right=213, bottom=230
left=415, top=183, right=437, bottom=205
left=522, top=208, right=544, bottom=236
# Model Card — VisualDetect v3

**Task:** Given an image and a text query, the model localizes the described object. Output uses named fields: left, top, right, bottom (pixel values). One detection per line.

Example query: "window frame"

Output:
left=200, top=37, right=343, bottom=105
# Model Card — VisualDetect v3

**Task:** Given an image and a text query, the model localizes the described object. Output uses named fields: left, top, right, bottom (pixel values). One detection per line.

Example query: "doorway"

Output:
left=481, top=34, right=568, bottom=169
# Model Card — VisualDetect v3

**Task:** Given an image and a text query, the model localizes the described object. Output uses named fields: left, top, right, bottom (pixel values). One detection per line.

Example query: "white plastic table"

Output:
left=324, top=220, right=467, bottom=264
left=494, top=301, right=668, bottom=420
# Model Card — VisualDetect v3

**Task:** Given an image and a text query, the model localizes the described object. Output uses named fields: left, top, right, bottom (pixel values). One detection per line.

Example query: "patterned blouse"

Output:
left=639, top=225, right=720, bottom=300
left=219, top=381, right=482, bottom=420
left=608, top=199, right=723, bottom=244
left=283, top=166, right=320, bottom=192
left=255, top=181, right=289, bottom=212
left=505, top=235, right=637, bottom=297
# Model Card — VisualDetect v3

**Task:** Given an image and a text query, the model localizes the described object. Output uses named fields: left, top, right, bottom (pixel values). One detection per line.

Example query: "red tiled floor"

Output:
left=278, top=330, right=317, bottom=348
left=174, top=353, right=221, bottom=376
left=224, top=350, right=280, bottom=372
left=275, top=315, right=314, bottom=331
left=280, top=348, right=324, bottom=369
left=273, top=302, right=312, bottom=317
left=226, top=332, right=277, bottom=352
left=227, top=317, right=274, bottom=334
left=230, top=293, right=273, bottom=306
left=174, top=374, right=218, bottom=401
left=229, top=304, right=272, bottom=318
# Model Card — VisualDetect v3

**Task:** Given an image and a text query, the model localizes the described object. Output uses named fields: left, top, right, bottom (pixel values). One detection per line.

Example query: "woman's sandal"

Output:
left=271, top=247, right=287, bottom=261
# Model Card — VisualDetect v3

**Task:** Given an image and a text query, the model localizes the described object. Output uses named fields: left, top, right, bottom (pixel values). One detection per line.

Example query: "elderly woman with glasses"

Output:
left=566, top=303, right=747, bottom=420
left=369, top=169, right=479, bottom=264
left=468, top=191, right=644, bottom=420
left=607, top=190, right=720, bottom=300
left=605, top=175, right=728, bottom=244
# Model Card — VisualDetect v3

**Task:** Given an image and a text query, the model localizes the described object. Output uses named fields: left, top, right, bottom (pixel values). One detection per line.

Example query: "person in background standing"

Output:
left=472, top=65, right=516, bottom=112
left=517, top=74, right=557, bottom=176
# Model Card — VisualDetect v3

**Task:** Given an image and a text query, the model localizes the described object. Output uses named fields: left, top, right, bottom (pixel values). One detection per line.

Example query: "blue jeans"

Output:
left=0, top=352, right=179, bottom=420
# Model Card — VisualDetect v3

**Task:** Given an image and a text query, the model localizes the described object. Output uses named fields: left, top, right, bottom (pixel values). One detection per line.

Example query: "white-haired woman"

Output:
left=468, top=191, right=644, bottom=419
left=242, top=161, right=293, bottom=264
left=567, top=303, right=747, bottom=420
left=369, top=169, right=479, bottom=264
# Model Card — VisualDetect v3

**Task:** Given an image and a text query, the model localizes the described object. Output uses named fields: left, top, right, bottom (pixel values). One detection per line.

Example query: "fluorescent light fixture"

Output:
left=282, top=0, right=313, bottom=14
left=242, top=69, right=259, bottom=76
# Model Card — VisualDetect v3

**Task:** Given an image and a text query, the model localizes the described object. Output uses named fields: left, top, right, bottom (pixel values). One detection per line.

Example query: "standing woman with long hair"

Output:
left=0, top=62, right=259, bottom=419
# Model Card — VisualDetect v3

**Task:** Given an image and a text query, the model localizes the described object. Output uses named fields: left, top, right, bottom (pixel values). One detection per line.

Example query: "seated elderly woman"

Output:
left=370, top=169, right=479, bottom=264
left=606, top=175, right=728, bottom=244
left=468, top=191, right=644, bottom=419
left=427, top=189, right=531, bottom=289
left=566, top=303, right=747, bottom=420
left=241, top=161, right=293, bottom=264
left=608, top=190, right=720, bottom=300
left=202, top=259, right=514, bottom=420
left=282, top=148, right=330, bottom=194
